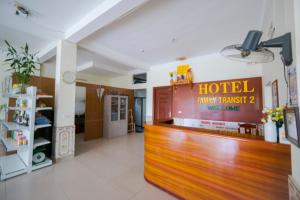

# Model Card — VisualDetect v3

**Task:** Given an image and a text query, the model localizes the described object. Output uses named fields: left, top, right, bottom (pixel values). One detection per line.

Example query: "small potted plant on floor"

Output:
left=2, top=40, right=39, bottom=93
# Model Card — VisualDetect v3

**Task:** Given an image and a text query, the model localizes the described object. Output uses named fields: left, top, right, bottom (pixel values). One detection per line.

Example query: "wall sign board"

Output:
left=173, top=77, right=263, bottom=123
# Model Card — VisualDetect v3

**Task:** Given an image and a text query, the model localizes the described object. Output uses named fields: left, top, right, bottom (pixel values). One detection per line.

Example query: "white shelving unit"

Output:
left=33, top=137, right=51, bottom=149
left=0, top=86, right=54, bottom=180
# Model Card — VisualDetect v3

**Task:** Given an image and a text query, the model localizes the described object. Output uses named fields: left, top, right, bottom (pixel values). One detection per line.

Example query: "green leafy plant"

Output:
left=0, top=104, right=7, bottom=114
left=3, top=40, right=39, bottom=85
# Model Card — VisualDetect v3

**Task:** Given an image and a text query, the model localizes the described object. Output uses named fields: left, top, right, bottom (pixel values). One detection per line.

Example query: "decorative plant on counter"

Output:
left=2, top=40, right=39, bottom=92
left=261, top=107, right=284, bottom=128
left=169, top=72, right=174, bottom=82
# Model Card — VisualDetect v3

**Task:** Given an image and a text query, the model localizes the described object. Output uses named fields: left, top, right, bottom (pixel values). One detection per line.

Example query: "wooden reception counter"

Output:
left=144, top=123, right=291, bottom=200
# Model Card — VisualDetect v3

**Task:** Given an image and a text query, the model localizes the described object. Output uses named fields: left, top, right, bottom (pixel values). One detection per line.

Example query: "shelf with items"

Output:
left=1, top=121, right=30, bottom=132
left=36, top=95, right=53, bottom=100
left=0, top=154, right=27, bottom=180
left=35, top=124, right=52, bottom=131
left=0, top=135, right=28, bottom=152
left=32, top=157, right=52, bottom=171
left=171, top=79, right=193, bottom=90
left=169, top=64, right=193, bottom=90
left=36, top=107, right=52, bottom=111
left=0, top=86, right=55, bottom=180
left=0, top=86, right=36, bottom=181
left=8, top=107, right=31, bottom=111
left=33, top=137, right=51, bottom=149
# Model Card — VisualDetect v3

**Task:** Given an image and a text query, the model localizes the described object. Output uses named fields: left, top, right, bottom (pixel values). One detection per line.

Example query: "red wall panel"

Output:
left=173, top=77, right=263, bottom=123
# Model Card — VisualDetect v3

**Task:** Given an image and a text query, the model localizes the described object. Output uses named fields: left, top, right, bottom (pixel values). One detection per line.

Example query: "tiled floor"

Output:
left=0, top=133, right=177, bottom=200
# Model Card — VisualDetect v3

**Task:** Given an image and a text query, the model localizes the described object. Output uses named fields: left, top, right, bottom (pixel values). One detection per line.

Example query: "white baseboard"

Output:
left=289, top=175, right=300, bottom=200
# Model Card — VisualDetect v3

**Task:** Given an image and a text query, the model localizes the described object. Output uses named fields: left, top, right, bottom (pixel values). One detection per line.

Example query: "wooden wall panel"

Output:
left=76, top=83, right=134, bottom=141
left=10, top=76, right=134, bottom=141
left=144, top=123, right=291, bottom=200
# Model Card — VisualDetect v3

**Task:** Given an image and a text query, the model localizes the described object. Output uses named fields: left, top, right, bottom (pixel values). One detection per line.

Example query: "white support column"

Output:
left=54, top=40, right=77, bottom=159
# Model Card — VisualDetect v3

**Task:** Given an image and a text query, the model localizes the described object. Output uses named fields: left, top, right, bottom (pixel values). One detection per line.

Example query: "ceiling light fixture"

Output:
left=15, top=3, right=30, bottom=17
left=176, top=56, right=187, bottom=61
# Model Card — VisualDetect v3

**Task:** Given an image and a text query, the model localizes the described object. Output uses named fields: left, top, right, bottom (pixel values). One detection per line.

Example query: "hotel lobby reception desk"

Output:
left=144, top=123, right=291, bottom=200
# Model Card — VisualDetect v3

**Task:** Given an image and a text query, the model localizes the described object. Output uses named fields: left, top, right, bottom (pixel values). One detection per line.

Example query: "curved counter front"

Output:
left=144, top=123, right=291, bottom=200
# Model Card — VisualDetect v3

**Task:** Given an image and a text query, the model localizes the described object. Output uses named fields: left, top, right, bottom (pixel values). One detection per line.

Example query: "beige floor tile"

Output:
left=1, top=133, right=177, bottom=200
left=130, top=183, right=177, bottom=200
left=0, top=181, right=6, bottom=200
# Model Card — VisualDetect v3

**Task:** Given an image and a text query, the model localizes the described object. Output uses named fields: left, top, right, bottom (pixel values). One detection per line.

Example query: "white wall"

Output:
left=292, top=0, right=300, bottom=188
left=144, top=53, right=263, bottom=121
left=41, top=60, right=111, bottom=86
left=261, top=0, right=300, bottom=187
left=261, top=0, right=297, bottom=107
left=109, top=54, right=263, bottom=122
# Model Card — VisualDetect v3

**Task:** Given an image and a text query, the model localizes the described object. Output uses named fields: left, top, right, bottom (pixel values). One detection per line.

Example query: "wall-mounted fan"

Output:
left=220, top=30, right=293, bottom=66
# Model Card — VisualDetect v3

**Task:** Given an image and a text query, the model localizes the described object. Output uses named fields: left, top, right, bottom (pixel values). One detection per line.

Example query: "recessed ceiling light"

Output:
left=176, top=56, right=187, bottom=61
left=140, top=49, right=145, bottom=53
left=172, top=38, right=177, bottom=43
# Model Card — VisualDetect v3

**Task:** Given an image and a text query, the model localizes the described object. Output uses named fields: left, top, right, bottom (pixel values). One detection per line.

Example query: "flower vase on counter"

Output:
left=261, top=107, right=284, bottom=143
left=263, top=115, right=277, bottom=142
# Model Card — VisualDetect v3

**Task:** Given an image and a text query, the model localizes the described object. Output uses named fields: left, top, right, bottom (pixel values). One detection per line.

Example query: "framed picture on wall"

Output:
left=272, top=80, right=279, bottom=109
left=283, top=107, right=300, bottom=147
left=288, top=66, right=298, bottom=106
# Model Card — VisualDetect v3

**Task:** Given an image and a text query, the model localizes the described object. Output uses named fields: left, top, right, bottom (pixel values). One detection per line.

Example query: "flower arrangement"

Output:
left=261, top=107, right=284, bottom=128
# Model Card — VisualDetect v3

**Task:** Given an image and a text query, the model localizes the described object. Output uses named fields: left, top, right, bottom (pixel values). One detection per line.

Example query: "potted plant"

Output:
left=0, top=104, right=7, bottom=120
left=2, top=40, right=39, bottom=93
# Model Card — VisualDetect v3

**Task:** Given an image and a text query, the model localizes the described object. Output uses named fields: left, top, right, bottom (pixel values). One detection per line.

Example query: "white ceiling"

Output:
left=0, top=0, right=268, bottom=77
left=81, top=0, right=265, bottom=65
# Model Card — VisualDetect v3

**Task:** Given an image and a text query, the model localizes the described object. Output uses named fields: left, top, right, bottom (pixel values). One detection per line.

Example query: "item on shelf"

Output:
left=32, top=152, right=46, bottom=164
left=35, top=112, right=51, bottom=125
left=186, top=68, right=193, bottom=82
left=16, top=98, right=28, bottom=109
left=37, top=89, right=50, bottom=96
left=12, top=84, right=22, bottom=94
left=38, top=101, right=47, bottom=108
left=13, top=110, right=30, bottom=126
left=13, top=130, right=27, bottom=145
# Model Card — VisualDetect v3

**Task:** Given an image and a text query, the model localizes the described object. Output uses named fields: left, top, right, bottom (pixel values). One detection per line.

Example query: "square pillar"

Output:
left=54, top=40, right=77, bottom=159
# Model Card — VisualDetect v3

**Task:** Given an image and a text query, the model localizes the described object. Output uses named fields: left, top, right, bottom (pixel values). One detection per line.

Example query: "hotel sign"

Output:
left=172, top=77, right=263, bottom=123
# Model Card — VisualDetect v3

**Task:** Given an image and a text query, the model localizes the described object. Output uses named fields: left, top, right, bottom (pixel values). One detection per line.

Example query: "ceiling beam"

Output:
left=37, top=42, right=57, bottom=63
left=38, top=0, right=149, bottom=63
left=65, top=0, right=149, bottom=43
left=80, top=43, right=149, bottom=70
left=77, top=61, right=94, bottom=72
left=77, top=60, right=129, bottom=75
left=93, top=60, right=129, bottom=75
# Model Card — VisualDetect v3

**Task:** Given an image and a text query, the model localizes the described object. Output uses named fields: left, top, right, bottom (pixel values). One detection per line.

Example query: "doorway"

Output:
left=75, top=86, right=86, bottom=136
left=134, top=89, right=146, bottom=133
left=153, top=86, right=173, bottom=122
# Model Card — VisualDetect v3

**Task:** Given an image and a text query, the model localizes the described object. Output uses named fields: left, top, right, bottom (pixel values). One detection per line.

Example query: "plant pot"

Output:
left=20, top=84, right=29, bottom=94
left=264, top=117, right=277, bottom=142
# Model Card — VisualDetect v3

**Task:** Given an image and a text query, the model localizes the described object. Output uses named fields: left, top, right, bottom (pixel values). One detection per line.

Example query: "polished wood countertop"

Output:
left=152, top=120, right=264, bottom=140
left=144, top=123, right=291, bottom=200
